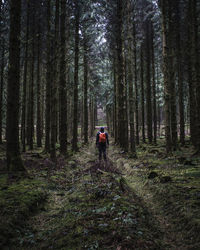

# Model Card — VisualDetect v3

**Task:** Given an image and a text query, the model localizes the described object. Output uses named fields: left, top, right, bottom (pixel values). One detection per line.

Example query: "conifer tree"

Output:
left=6, top=0, right=25, bottom=172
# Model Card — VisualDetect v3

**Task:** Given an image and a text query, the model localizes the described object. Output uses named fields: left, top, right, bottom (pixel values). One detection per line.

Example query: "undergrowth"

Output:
left=1, top=139, right=200, bottom=249
left=0, top=176, right=47, bottom=248
left=109, top=139, right=200, bottom=249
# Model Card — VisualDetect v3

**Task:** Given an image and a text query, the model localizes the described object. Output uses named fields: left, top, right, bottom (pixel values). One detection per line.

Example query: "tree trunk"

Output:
left=89, top=96, right=94, bottom=137
left=151, top=23, right=157, bottom=144
left=113, top=56, right=118, bottom=143
left=133, top=22, right=139, bottom=145
left=45, top=0, right=51, bottom=152
left=127, top=0, right=136, bottom=156
left=59, top=0, right=68, bottom=155
left=27, top=3, right=35, bottom=150
left=193, top=0, right=200, bottom=151
left=187, top=0, right=196, bottom=146
left=50, top=0, right=59, bottom=160
left=116, top=0, right=128, bottom=151
left=140, top=44, right=145, bottom=143
left=72, top=0, right=80, bottom=151
left=175, top=0, right=185, bottom=145
left=145, top=20, right=152, bottom=144
left=21, top=1, right=30, bottom=152
left=161, top=0, right=172, bottom=153
left=83, top=32, right=88, bottom=144
left=36, top=17, right=42, bottom=147
left=169, top=2, right=177, bottom=150
left=6, top=0, right=25, bottom=171
left=41, top=66, right=45, bottom=139
left=0, top=39, right=4, bottom=143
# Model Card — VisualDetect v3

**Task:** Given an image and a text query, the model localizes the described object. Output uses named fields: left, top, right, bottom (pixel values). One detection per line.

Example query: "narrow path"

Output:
left=14, top=141, right=163, bottom=249
left=14, top=140, right=199, bottom=249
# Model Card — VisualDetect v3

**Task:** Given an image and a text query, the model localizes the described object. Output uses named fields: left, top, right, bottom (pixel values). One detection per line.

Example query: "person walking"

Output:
left=96, top=127, right=109, bottom=161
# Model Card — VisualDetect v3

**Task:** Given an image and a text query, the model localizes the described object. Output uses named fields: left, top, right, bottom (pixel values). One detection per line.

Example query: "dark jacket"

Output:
left=96, top=131, right=109, bottom=146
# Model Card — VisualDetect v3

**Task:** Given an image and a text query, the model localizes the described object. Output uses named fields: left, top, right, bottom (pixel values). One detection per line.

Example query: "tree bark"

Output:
left=36, top=14, right=42, bottom=148
left=83, top=32, right=88, bottom=144
left=193, top=0, right=200, bottom=151
left=116, top=0, right=128, bottom=151
left=50, top=0, right=59, bottom=160
left=0, top=39, right=4, bottom=143
left=169, top=1, right=177, bottom=150
left=72, top=0, right=80, bottom=151
left=6, top=0, right=25, bottom=171
left=45, top=0, right=51, bottom=152
left=187, top=0, right=196, bottom=146
left=59, top=0, right=68, bottom=155
left=27, top=2, right=36, bottom=150
left=133, top=22, right=139, bottom=145
left=161, top=0, right=172, bottom=153
left=113, top=55, right=118, bottom=143
left=21, top=1, right=30, bottom=152
left=151, top=23, right=157, bottom=144
left=140, top=43, right=145, bottom=143
left=175, top=0, right=185, bottom=145
left=145, top=20, right=152, bottom=144
left=127, top=0, right=136, bottom=156
left=89, top=96, right=94, bottom=137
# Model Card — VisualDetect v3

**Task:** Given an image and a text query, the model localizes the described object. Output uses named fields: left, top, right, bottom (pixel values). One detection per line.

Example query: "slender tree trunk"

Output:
left=175, top=0, right=185, bottom=145
left=133, top=22, right=139, bottom=145
left=89, top=96, right=94, bottom=137
left=127, top=0, right=136, bottom=156
left=36, top=19, right=42, bottom=147
left=0, top=39, right=4, bottom=143
left=156, top=60, right=161, bottom=138
left=94, top=98, right=97, bottom=130
left=116, top=0, right=128, bottom=151
left=50, top=0, right=59, bottom=160
left=72, top=0, right=80, bottom=151
left=193, top=0, right=200, bottom=151
left=145, top=21, right=152, bottom=144
left=151, top=23, right=157, bottom=144
left=6, top=0, right=25, bottom=171
left=161, top=0, right=172, bottom=153
left=83, top=33, right=88, bottom=144
left=45, top=0, right=51, bottom=152
left=80, top=94, right=84, bottom=139
left=187, top=0, right=196, bottom=146
left=113, top=56, right=118, bottom=143
left=27, top=4, right=36, bottom=150
left=169, top=2, right=177, bottom=150
left=140, top=44, right=145, bottom=143
left=0, top=0, right=3, bottom=144
left=41, top=66, right=45, bottom=139
left=21, top=2, right=30, bottom=152
left=59, top=0, right=68, bottom=155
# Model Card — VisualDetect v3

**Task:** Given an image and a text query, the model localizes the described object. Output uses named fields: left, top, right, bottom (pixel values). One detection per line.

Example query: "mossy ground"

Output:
left=0, top=175, right=47, bottom=248
left=0, top=138, right=200, bottom=249
left=109, top=139, right=200, bottom=249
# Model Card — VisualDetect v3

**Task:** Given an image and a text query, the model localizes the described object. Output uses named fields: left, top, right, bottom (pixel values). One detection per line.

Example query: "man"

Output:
left=96, top=127, right=109, bottom=161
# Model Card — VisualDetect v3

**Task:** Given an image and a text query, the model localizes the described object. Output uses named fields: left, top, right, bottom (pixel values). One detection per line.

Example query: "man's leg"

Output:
left=99, top=145, right=102, bottom=161
left=103, top=145, right=107, bottom=161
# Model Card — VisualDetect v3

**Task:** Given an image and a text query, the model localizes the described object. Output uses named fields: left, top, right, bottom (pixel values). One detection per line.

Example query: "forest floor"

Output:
left=0, top=137, right=200, bottom=249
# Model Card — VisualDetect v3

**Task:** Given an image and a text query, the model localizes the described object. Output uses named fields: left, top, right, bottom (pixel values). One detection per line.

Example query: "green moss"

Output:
left=32, top=166, right=162, bottom=250
left=0, top=177, right=47, bottom=248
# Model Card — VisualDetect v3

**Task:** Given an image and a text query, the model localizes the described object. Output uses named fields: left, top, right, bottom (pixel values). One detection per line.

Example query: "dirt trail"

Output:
left=10, top=141, right=199, bottom=249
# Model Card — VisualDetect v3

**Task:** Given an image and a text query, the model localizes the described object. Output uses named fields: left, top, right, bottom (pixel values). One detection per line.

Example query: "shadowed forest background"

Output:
left=0, top=0, right=200, bottom=249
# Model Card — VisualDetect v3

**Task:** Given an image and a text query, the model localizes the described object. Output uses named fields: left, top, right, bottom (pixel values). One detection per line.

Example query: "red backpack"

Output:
left=99, top=132, right=106, bottom=143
